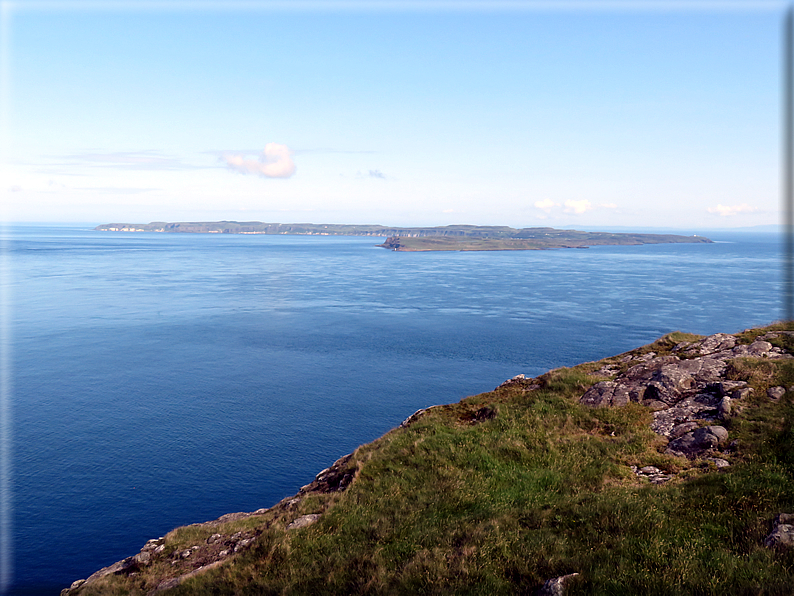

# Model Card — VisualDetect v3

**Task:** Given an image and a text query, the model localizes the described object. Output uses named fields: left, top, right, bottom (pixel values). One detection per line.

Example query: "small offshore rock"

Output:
left=538, top=572, right=580, bottom=596
left=768, top=386, right=786, bottom=401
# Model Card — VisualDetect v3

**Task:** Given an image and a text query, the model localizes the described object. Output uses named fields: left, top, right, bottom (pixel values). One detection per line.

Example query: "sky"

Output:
left=0, top=0, right=786, bottom=229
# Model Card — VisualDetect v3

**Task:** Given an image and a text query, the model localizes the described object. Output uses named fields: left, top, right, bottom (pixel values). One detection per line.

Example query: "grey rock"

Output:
left=208, top=533, right=224, bottom=544
left=706, top=458, right=730, bottom=468
left=718, top=396, right=732, bottom=419
left=537, top=573, right=579, bottom=596
left=666, top=426, right=728, bottom=458
left=732, top=387, right=754, bottom=400
left=287, top=513, right=321, bottom=530
left=697, top=333, right=737, bottom=355
left=133, top=551, right=151, bottom=565
left=749, top=340, right=773, bottom=354
left=765, top=513, right=794, bottom=547
left=768, top=386, right=786, bottom=400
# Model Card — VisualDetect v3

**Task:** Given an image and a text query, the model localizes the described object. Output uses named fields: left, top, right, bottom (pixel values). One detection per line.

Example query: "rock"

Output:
left=537, top=572, right=580, bottom=595
left=732, top=387, right=754, bottom=400
left=706, top=458, right=730, bottom=468
left=669, top=422, right=700, bottom=439
left=768, top=386, right=786, bottom=400
left=697, top=333, right=736, bottom=355
left=208, top=533, right=224, bottom=544
left=632, top=465, right=673, bottom=484
left=580, top=379, right=651, bottom=408
left=287, top=514, right=321, bottom=530
left=133, top=551, right=151, bottom=565
left=764, top=514, right=794, bottom=547
left=666, top=426, right=728, bottom=458
left=718, top=396, right=732, bottom=419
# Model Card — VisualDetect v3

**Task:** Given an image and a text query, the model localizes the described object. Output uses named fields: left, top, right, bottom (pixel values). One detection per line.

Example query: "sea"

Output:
left=3, top=224, right=784, bottom=594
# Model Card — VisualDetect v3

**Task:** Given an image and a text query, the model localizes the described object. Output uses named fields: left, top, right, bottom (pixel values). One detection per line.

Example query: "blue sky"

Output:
left=0, top=1, right=785, bottom=228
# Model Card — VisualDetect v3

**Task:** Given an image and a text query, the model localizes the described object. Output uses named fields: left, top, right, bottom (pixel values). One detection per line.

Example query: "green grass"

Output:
left=78, top=325, right=794, bottom=595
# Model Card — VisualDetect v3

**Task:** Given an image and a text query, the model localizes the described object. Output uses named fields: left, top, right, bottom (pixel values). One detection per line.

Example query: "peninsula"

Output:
left=95, top=221, right=712, bottom=251
left=63, top=323, right=794, bottom=595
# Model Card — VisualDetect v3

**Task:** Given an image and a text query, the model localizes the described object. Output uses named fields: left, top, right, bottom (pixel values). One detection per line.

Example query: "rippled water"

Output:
left=5, top=225, right=782, bottom=594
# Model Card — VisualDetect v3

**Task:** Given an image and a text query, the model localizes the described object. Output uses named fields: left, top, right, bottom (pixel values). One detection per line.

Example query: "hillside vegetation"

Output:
left=66, top=323, right=794, bottom=595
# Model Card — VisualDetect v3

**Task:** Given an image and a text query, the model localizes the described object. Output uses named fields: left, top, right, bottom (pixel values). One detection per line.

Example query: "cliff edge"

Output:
left=64, top=323, right=794, bottom=595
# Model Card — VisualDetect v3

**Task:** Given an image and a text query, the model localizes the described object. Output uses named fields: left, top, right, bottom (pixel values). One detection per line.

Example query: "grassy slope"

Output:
left=82, top=325, right=794, bottom=595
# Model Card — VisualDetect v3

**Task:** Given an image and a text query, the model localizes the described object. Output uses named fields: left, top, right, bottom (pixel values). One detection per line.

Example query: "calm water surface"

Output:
left=5, top=226, right=783, bottom=594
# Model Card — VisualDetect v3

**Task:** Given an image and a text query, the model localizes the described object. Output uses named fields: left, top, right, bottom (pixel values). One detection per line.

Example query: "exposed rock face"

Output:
left=580, top=331, right=791, bottom=462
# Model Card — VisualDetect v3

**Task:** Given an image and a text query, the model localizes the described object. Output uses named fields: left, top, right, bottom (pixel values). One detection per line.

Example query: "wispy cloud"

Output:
left=222, top=143, right=296, bottom=178
left=534, top=199, right=615, bottom=214
left=75, top=186, right=157, bottom=194
left=62, top=151, right=201, bottom=171
left=707, top=203, right=758, bottom=217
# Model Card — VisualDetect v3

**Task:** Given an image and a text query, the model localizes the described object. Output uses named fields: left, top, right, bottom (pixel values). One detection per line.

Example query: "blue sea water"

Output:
left=3, top=225, right=783, bottom=594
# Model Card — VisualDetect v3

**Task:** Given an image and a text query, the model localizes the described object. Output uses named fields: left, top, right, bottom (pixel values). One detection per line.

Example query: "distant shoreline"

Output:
left=94, top=221, right=713, bottom=251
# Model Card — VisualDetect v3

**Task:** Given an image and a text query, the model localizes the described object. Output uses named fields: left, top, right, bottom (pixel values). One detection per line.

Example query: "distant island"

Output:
left=95, top=221, right=712, bottom=251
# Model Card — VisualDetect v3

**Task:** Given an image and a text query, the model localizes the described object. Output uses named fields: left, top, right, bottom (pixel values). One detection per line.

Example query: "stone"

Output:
left=768, top=386, right=786, bottom=400
left=706, top=458, right=730, bottom=468
left=287, top=514, right=321, bottom=530
left=666, top=426, right=728, bottom=458
left=208, top=533, right=224, bottom=544
left=697, top=333, right=736, bottom=355
left=764, top=514, right=794, bottom=547
left=133, top=551, right=151, bottom=565
left=732, top=387, right=754, bottom=400
left=538, top=572, right=580, bottom=596
left=718, top=396, right=732, bottom=419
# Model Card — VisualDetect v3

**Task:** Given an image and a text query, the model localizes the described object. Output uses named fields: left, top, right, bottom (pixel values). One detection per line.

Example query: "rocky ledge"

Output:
left=578, top=331, right=791, bottom=463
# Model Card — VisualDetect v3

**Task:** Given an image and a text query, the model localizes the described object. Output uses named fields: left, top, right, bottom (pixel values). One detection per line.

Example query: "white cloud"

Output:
left=533, top=198, right=558, bottom=212
left=223, top=143, right=296, bottom=179
left=563, top=199, right=593, bottom=214
left=598, top=202, right=617, bottom=209
left=707, top=203, right=758, bottom=217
